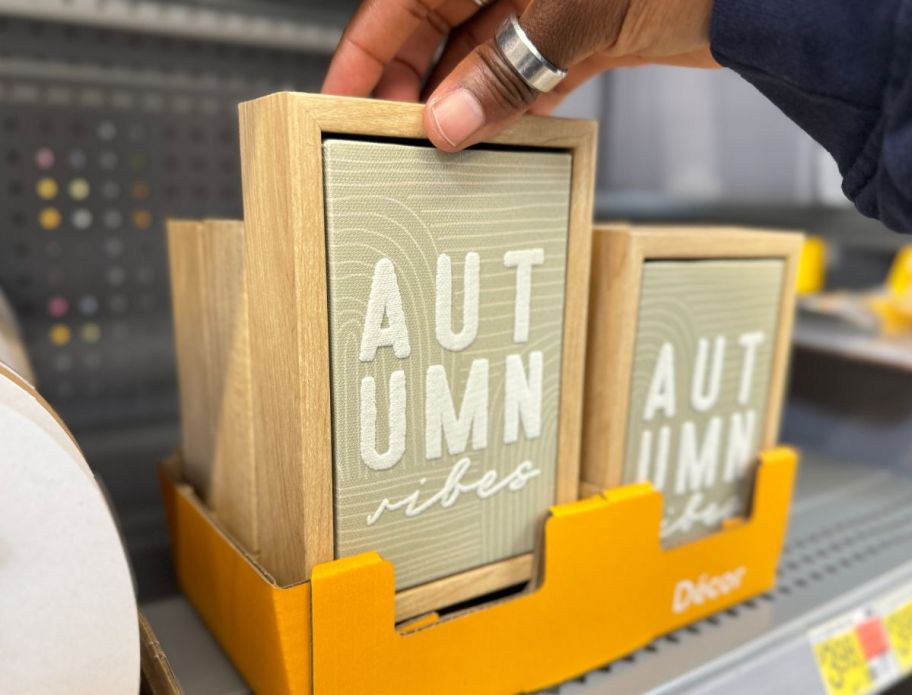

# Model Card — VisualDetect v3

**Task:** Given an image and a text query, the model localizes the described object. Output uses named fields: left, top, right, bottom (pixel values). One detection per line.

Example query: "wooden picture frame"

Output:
left=238, top=93, right=596, bottom=619
left=168, top=219, right=256, bottom=552
left=581, top=225, right=802, bottom=542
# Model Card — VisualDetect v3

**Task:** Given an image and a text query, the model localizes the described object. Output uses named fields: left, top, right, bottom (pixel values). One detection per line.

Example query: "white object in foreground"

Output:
left=0, top=366, right=139, bottom=694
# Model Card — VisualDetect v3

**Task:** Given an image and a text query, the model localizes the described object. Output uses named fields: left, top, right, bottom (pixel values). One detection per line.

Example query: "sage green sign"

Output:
left=323, top=139, right=571, bottom=589
left=624, top=259, right=784, bottom=545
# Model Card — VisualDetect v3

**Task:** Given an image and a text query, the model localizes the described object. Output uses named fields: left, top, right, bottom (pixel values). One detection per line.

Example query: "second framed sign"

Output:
left=582, top=225, right=803, bottom=546
left=239, top=93, right=595, bottom=619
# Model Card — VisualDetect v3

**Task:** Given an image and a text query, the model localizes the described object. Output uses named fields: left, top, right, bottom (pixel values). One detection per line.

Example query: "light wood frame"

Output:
left=168, top=219, right=256, bottom=552
left=238, top=92, right=596, bottom=620
left=581, top=225, right=803, bottom=495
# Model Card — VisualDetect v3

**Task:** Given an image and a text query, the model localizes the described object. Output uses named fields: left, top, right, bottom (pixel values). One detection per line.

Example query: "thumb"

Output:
left=423, top=2, right=606, bottom=152
left=424, top=38, right=538, bottom=152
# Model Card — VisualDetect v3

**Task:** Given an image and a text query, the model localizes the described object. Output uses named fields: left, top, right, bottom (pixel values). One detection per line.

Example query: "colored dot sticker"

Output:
left=47, top=296, right=69, bottom=318
left=71, top=208, right=93, bottom=229
left=103, top=210, right=123, bottom=229
left=81, top=322, right=102, bottom=343
left=104, top=237, right=124, bottom=257
left=69, top=178, right=90, bottom=201
left=78, top=294, right=99, bottom=316
left=49, top=323, right=71, bottom=346
left=132, top=209, right=152, bottom=229
left=35, top=147, right=54, bottom=169
left=36, top=177, right=58, bottom=200
left=39, top=207, right=61, bottom=230
left=102, top=181, right=120, bottom=199
left=109, top=294, right=128, bottom=313
left=107, top=267, right=125, bottom=286
left=69, top=149, right=87, bottom=169
left=131, top=181, right=150, bottom=200
left=97, top=121, right=117, bottom=141
left=99, top=151, right=118, bottom=170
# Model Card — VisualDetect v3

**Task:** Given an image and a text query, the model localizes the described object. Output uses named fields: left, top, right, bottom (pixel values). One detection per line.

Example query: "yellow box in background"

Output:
left=797, top=236, right=828, bottom=295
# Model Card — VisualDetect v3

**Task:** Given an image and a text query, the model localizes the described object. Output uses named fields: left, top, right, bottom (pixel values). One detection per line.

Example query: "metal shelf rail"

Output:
left=0, top=0, right=351, bottom=51
left=141, top=452, right=912, bottom=694
left=793, top=315, right=912, bottom=373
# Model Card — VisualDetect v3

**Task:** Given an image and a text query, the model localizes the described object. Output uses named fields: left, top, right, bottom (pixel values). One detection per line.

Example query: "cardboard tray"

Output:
left=159, top=447, right=797, bottom=695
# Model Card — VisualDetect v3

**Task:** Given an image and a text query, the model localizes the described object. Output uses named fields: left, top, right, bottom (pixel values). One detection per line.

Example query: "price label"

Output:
left=809, top=608, right=898, bottom=695
left=878, top=586, right=912, bottom=673
left=812, top=629, right=874, bottom=695
left=884, top=603, right=912, bottom=671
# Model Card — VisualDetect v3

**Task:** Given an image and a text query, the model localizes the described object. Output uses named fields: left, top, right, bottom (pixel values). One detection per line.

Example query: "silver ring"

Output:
left=494, top=13, right=567, bottom=93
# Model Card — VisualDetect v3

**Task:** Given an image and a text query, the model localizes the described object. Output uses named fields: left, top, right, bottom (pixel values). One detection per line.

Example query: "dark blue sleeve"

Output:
left=710, top=0, right=912, bottom=233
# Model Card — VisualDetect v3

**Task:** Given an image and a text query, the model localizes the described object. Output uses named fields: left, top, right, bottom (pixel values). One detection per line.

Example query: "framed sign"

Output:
left=582, top=225, right=802, bottom=545
left=239, top=93, right=595, bottom=619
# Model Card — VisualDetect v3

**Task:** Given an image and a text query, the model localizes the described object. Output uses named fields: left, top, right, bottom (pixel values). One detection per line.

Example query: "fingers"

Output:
left=371, top=15, right=451, bottom=101
left=373, top=0, right=484, bottom=102
left=323, top=0, right=449, bottom=97
left=422, top=0, right=519, bottom=99
left=425, top=41, right=537, bottom=152
left=520, top=0, right=629, bottom=68
left=424, top=0, right=617, bottom=151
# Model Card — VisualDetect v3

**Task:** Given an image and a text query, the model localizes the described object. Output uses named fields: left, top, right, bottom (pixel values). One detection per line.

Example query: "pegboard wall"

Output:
left=0, top=11, right=335, bottom=430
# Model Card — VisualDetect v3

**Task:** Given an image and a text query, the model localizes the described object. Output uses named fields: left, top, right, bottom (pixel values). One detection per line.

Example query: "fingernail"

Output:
left=429, top=88, right=485, bottom=148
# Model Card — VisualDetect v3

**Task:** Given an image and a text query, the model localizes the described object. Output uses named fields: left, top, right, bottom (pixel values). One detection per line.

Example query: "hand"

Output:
left=322, top=0, right=718, bottom=152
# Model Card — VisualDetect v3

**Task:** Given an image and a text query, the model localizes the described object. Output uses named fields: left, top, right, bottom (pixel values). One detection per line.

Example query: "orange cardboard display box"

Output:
left=160, top=446, right=797, bottom=695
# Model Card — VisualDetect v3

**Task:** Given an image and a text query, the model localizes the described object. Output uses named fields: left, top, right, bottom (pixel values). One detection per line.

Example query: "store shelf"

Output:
left=0, top=0, right=347, bottom=52
left=142, top=599, right=247, bottom=695
left=594, top=195, right=903, bottom=252
left=794, top=315, right=912, bottom=372
left=140, top=452, right=912, bottom=694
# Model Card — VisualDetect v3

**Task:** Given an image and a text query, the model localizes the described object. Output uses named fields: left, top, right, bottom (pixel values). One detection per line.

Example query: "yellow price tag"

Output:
left=813, top=630, right=875, bottom=695
left=885, top=601, right=912, bottom=672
